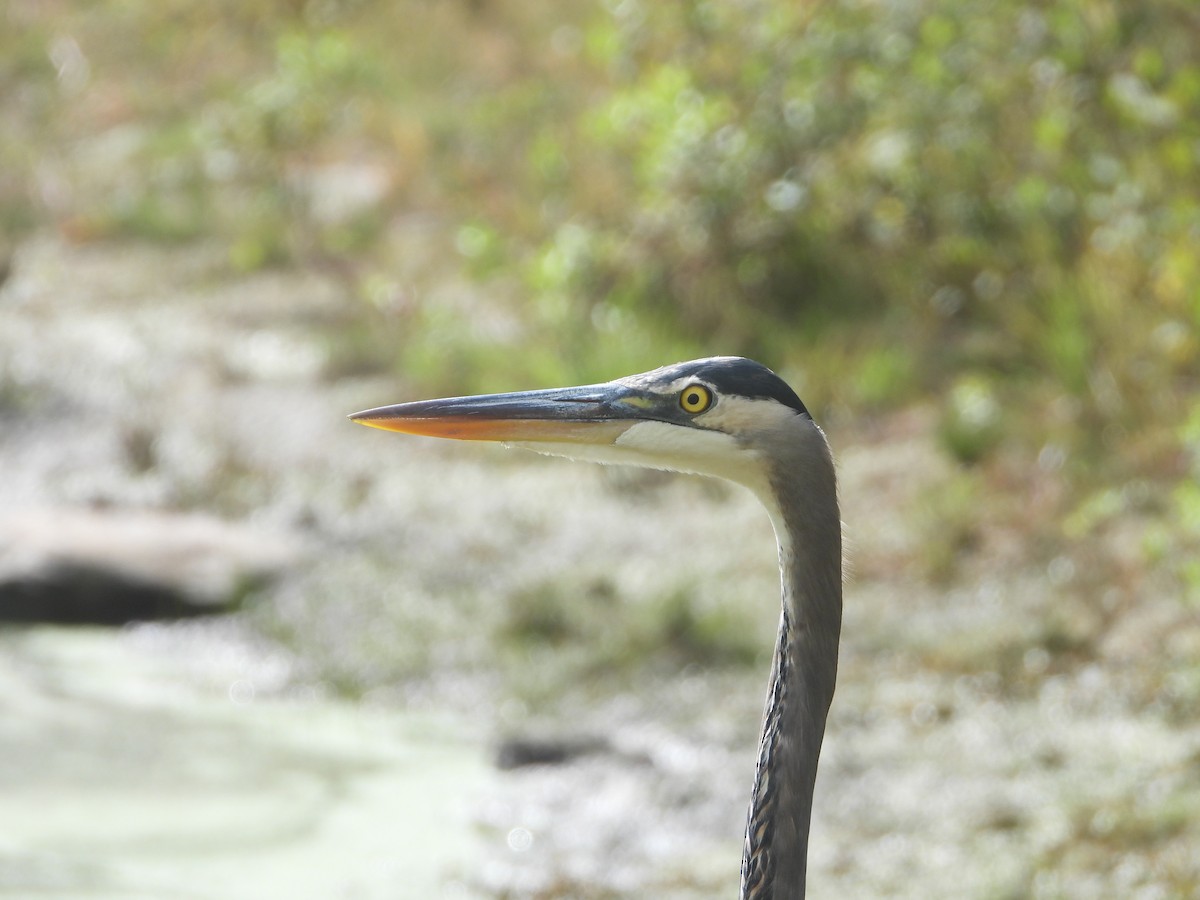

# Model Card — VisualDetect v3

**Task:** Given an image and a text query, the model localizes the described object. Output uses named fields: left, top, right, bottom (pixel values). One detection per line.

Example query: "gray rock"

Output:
left=0, top=508, right=299, bottom=624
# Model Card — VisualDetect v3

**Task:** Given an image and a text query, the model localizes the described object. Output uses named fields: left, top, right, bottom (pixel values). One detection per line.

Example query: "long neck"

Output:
left=740, top=425, right=842, bottom=899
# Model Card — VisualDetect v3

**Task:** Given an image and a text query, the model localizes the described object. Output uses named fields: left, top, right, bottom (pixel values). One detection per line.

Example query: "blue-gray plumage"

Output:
left=351, top=357, right=842, bottom=898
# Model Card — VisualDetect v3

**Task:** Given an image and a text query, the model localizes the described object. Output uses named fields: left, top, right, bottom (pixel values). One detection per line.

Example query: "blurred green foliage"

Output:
left=510, top=0, right=1200, bottom=460
left=3, top=0, right=1198, bottom=481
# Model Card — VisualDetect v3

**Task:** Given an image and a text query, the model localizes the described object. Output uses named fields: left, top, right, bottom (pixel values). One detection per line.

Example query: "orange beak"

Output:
left=349, top=382, right=646, bottom=446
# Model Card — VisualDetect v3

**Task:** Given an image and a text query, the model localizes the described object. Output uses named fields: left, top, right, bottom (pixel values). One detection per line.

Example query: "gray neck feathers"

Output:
left=741, top=420, right=843, bottom=900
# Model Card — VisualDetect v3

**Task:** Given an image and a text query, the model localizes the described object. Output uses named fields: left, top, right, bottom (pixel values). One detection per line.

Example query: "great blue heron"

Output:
left=351, top=357, right=841, bottom=899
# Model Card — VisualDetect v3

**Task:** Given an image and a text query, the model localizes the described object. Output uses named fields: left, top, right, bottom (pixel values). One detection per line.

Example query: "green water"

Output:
left=0, top=626, right=489, bottom=899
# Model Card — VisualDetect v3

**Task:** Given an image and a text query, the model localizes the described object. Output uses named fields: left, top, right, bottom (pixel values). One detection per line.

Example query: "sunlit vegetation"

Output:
left=4, top=0, right=1195, bottom=452
left=5, top=0, right=1197, bottom=685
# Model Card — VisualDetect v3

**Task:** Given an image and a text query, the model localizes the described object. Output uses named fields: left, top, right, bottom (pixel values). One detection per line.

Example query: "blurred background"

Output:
left=1, top=0, right=1198, bottom=897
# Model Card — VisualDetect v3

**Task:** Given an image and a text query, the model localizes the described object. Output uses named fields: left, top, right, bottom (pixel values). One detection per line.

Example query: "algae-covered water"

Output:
left=0, top=623, right=488, bottom=899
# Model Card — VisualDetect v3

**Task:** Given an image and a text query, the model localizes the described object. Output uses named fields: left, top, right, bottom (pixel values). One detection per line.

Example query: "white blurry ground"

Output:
left=0, top=236, right=1197, bottom=898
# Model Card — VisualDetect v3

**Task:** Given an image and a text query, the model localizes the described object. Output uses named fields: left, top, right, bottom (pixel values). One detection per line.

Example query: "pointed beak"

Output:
left=349, top=382, right=648, bottom=446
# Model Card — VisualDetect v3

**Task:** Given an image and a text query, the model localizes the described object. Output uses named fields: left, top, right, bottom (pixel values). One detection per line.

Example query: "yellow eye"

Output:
left=679, top=384, right=713, bottom=414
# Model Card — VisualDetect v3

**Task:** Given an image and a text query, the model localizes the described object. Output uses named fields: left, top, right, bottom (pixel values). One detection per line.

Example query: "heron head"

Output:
left=349, top=357, right=816, bottom=495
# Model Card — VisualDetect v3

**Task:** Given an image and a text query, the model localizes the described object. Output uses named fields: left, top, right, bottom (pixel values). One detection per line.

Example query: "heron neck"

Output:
left=741, top=425, right=842, bottom=899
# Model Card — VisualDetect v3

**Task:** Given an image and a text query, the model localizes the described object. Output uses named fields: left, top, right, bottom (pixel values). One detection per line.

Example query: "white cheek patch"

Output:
left=507, top=420, right=763, bottom=485
left=698, top=396, right=804, bottom=435
left=615, top=420, right=769, bottom=492
left=615, top=420, right=738, bottom=461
